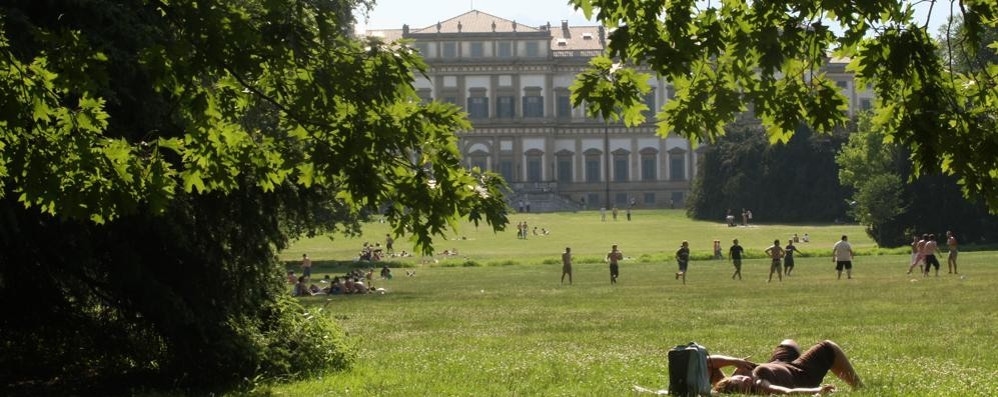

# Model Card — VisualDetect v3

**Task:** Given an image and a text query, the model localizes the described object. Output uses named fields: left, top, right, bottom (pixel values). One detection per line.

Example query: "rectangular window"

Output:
left=614, top=156, right=629, bottom=181
left=497, top=96, right=515, bottom=118
left=671, top=191, right=685, bottom=206
left=641, top=155, right=657, bottom=181
left=525, top=41, right=539, bottom=57
left=557, top=157, right=573, bottom=183
left=498, top=41, right=512, bottom=57
left=585, top=157, right=601, bottom=182
left=556, top=94, right=572, bottom=119
left=642, top=91, right=656, bottom=121
left=470, top=157, right=487, bottom=171
left=836, top=80, right=848, bottom=89
left=499, top=159, right=514, bottom=182
left=442, top=42, right=457, bottom=58
left=615, top=193, right=629, bottom=205
left=526, top=156, right=542, bottom=182
left=523, top=96, right=544, bottom=117
left=643, top=192, right=656, bottom=205
left=860, top=98, right=872, bottom=110
left=467, top=97, right=489, bottom=119
left=470, top=42, right=484, bottom=57
left=414, top=43, right=429, bottom=56
left=670, top=156, right=686, bottom=181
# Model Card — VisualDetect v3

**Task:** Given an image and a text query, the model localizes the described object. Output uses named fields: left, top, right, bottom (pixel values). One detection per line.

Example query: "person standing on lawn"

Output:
left=832, top=235, right=854, bottom=280
left=946, top=230, right=958, bottom=274
left=784, top=239, right=801, bottom=276
left=675, top=240, right=691, bottom=284
left=765, top=239, right=784, bottom=283
left=561, top=247, right=573, bottom=285
left=729, top=239, right=745, bottom=280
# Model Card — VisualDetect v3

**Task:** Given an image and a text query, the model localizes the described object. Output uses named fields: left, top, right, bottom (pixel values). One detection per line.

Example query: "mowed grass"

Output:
left=261, top=211, right=998, bottom=396
left=279, top=210, right=886, bottom=265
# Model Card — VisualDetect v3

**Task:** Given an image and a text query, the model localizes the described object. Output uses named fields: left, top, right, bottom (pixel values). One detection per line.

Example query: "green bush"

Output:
left=258, top=296, right=354, bottom=379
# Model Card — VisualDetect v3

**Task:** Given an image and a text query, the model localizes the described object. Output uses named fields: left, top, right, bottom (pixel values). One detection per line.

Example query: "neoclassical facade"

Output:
left=366, top=10, right=872, bottom=210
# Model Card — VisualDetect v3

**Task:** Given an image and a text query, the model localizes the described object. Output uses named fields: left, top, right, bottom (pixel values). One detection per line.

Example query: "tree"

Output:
left=688, top=123, right=849, bottom=222
left=838, top=112, right=998, bottom=246
left=570, top=0, right=998, bottom=211
left=0, top=0, right=507, bottom=393
left=850, top=173, right=907, bottom=243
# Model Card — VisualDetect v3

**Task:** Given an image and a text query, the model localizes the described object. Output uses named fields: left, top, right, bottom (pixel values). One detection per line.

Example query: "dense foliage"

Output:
left=0, top=0, right=507, bottom=393
left=570, top=0, right=998, bottom=212
left=687, top=124, right=849, bottom=223
left=838, top=113, right=998, bottom=246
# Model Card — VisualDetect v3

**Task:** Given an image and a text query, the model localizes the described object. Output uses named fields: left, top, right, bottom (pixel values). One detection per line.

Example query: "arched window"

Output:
left=555, top=149, right=574, bottom=183
left=640, top=147, right=659, bottom=181
left=612, top=148, right=630, bottom=182
left=668, top=147, right=687, bottom=181
left=525, top=148, right=544, bottom=182
left=583, top=148, right=603, bottom=183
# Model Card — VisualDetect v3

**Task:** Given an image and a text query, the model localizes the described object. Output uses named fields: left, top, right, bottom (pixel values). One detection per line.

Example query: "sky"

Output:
left=356, top=0, right=952, bottom=36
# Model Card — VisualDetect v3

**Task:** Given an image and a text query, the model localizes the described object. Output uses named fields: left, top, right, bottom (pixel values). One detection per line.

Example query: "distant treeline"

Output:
left=687, top=124, right=998, bottom=247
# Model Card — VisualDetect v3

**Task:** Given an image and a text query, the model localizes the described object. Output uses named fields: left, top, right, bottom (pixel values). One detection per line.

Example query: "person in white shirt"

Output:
left=831, top=235, right=854, bottom=280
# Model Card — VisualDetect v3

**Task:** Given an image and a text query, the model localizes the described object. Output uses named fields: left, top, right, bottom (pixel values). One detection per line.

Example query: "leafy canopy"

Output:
left=0, top=0, right=508, bottom=251
left=570, top=0, right=998, bottom=211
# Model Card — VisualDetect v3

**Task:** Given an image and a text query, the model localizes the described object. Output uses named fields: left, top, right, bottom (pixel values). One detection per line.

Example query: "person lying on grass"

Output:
left=709, top=339, right=863, bottom=395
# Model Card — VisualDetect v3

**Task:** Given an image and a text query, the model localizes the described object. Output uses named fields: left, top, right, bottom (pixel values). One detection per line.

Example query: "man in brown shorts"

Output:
left=707, top=339, right=863, bottom=395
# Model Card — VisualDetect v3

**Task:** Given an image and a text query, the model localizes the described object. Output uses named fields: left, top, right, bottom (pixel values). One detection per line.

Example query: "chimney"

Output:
left=561, top=20, right=569, bottom=37
left=402, top=24, right=409, bottom=36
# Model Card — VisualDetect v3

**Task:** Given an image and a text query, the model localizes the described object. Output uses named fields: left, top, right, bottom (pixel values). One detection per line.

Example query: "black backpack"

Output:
left=668, top=342, right=711, bottom=396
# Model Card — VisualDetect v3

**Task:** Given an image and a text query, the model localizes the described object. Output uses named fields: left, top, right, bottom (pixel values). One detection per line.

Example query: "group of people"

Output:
left=357, top=242, right=385, bottom=262
left=907, top=231, right=959, bottom=276
left=559, top=235, right=862, bottom=285
left=515, top=221, right=551, bottom=239
left=599, top=205, right=634, bottom=222
left=725, top=208, right=754, bottom=227
left=292, top=268, right=379, bottom=296
left=290, top=254, right=392, bottom=296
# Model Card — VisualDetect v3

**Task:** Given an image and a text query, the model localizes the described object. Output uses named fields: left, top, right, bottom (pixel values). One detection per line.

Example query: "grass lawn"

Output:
left=279, top=210, right=890, bottom=266
left=261, top=211, right=997, bottom=396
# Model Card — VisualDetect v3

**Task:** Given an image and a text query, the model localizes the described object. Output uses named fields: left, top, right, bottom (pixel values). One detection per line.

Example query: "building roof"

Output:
left=412, top=10, right=540, bottom=34
left=550, top=25, right=605, bottom=52
left=366, top=29, right=404, bottom=42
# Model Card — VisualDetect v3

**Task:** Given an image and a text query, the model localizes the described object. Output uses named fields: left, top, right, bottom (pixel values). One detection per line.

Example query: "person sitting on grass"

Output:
left=328, top=276, right=343, bottom=295
left=709, top=339, right=863, bottom=395
left=352, top=278, right=370, bottom=294
left=292, top=276, right=313, bottom=296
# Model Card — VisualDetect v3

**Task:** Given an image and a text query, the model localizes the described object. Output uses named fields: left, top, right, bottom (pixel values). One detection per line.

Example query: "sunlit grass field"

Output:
left=279, top=210, right=889, bottom=265
left=264, top=211, right=997, bottom=396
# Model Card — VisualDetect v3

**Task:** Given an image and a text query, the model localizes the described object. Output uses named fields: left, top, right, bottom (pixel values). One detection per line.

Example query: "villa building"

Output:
left=365, top=10, right=873, bottom=211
